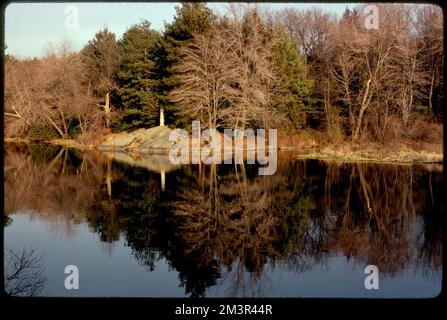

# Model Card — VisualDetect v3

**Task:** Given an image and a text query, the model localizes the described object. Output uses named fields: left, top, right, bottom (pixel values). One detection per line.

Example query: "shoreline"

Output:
left=5, top=137, right=443, bottom=165
left=294, top=153, right=443, bottom=165
left=292, top=144, right=443, bottom=165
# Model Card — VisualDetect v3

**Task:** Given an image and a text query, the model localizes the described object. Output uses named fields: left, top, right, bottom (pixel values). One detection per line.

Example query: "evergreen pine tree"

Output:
left=115, top=20, right=162, bottom=131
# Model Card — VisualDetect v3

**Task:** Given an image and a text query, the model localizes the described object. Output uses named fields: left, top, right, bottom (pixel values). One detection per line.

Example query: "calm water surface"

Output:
left=3, top=144, right=443, bottom=297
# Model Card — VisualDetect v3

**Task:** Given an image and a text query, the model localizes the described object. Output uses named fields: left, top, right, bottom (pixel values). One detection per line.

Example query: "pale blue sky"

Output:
left=5, top=2, right=356, bottom=59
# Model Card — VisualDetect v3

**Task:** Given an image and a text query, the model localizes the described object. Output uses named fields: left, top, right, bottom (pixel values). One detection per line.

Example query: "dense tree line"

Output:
left=4, top=3, right=443, bottom=143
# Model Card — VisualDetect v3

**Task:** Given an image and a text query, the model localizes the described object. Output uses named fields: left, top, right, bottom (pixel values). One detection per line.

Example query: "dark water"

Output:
left=3, top=144, right=443, bottom=297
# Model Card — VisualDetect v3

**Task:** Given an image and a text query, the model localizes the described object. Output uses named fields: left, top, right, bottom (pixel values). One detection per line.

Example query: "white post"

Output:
left=160, top=108, right=165, bottom=126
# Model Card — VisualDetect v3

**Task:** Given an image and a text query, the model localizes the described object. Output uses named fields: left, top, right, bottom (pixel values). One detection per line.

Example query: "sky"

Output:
left=5, top=2, right=357, bottom=59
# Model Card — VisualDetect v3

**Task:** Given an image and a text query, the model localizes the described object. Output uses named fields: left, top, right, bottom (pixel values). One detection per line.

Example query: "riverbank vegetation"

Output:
left=4, top=3, right=443, bottom=162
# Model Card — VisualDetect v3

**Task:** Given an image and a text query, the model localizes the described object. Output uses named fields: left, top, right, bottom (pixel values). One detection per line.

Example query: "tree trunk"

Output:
left=428, top=71, right=435, bottom=122
left=353, top=78, right=372, bottom=141
left=78, top=116, right=84, bottom=134
left=58, top=107, right=68, bottom=136
left=45, top=115, right=65, bottom=137
left=104, top=92, right=111, bottom=128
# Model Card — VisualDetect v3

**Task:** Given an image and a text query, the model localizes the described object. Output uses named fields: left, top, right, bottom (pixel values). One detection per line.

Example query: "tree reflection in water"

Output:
left=4, top=144, right=443, bottom=297
left=4, top=246, right=47, bottom=296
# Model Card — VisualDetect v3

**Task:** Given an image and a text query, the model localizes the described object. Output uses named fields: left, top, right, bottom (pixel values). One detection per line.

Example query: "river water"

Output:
left=3, top=144, right=443, bottom=297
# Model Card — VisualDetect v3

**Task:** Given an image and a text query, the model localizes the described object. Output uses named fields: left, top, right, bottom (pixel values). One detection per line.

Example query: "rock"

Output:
left=139, top=126, right=174, bottom=150
left=100, top=134, right=135, bottom=149
left=98, top=126, right=173, bottom=153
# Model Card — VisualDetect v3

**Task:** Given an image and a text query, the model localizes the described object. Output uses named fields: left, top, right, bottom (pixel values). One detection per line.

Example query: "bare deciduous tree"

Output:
left=4, top=42, right=99, bottom=138
left=169, top=25, right=240, bottom=130
left=171, top=7, right=287, bottom=131
left=4, top=59, right=41, bottom=136
left=4, top=247, right=47, bottom=297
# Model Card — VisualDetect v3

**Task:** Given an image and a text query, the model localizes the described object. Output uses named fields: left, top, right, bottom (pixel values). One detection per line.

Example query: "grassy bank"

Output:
left=295, top=148, right=443, bottom=164
left=278, top=128, right=443, bottom=164
left=5, top=125, right=443, bottom=165
left=5, top=137, right=93, bottom=151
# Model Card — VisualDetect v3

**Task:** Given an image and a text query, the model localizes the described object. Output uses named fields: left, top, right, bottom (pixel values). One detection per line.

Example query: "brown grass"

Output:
left=75, top=127, right=111, bottom=147
left=279, top=120, right=443, bottom=164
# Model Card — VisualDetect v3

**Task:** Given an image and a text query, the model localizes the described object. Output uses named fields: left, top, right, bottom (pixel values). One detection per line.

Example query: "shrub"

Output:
left=28, top=124, right=60, bottom=141
left=406, top=118, right=443, bottom=143
left=76, top=127, right=111, bottom=146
